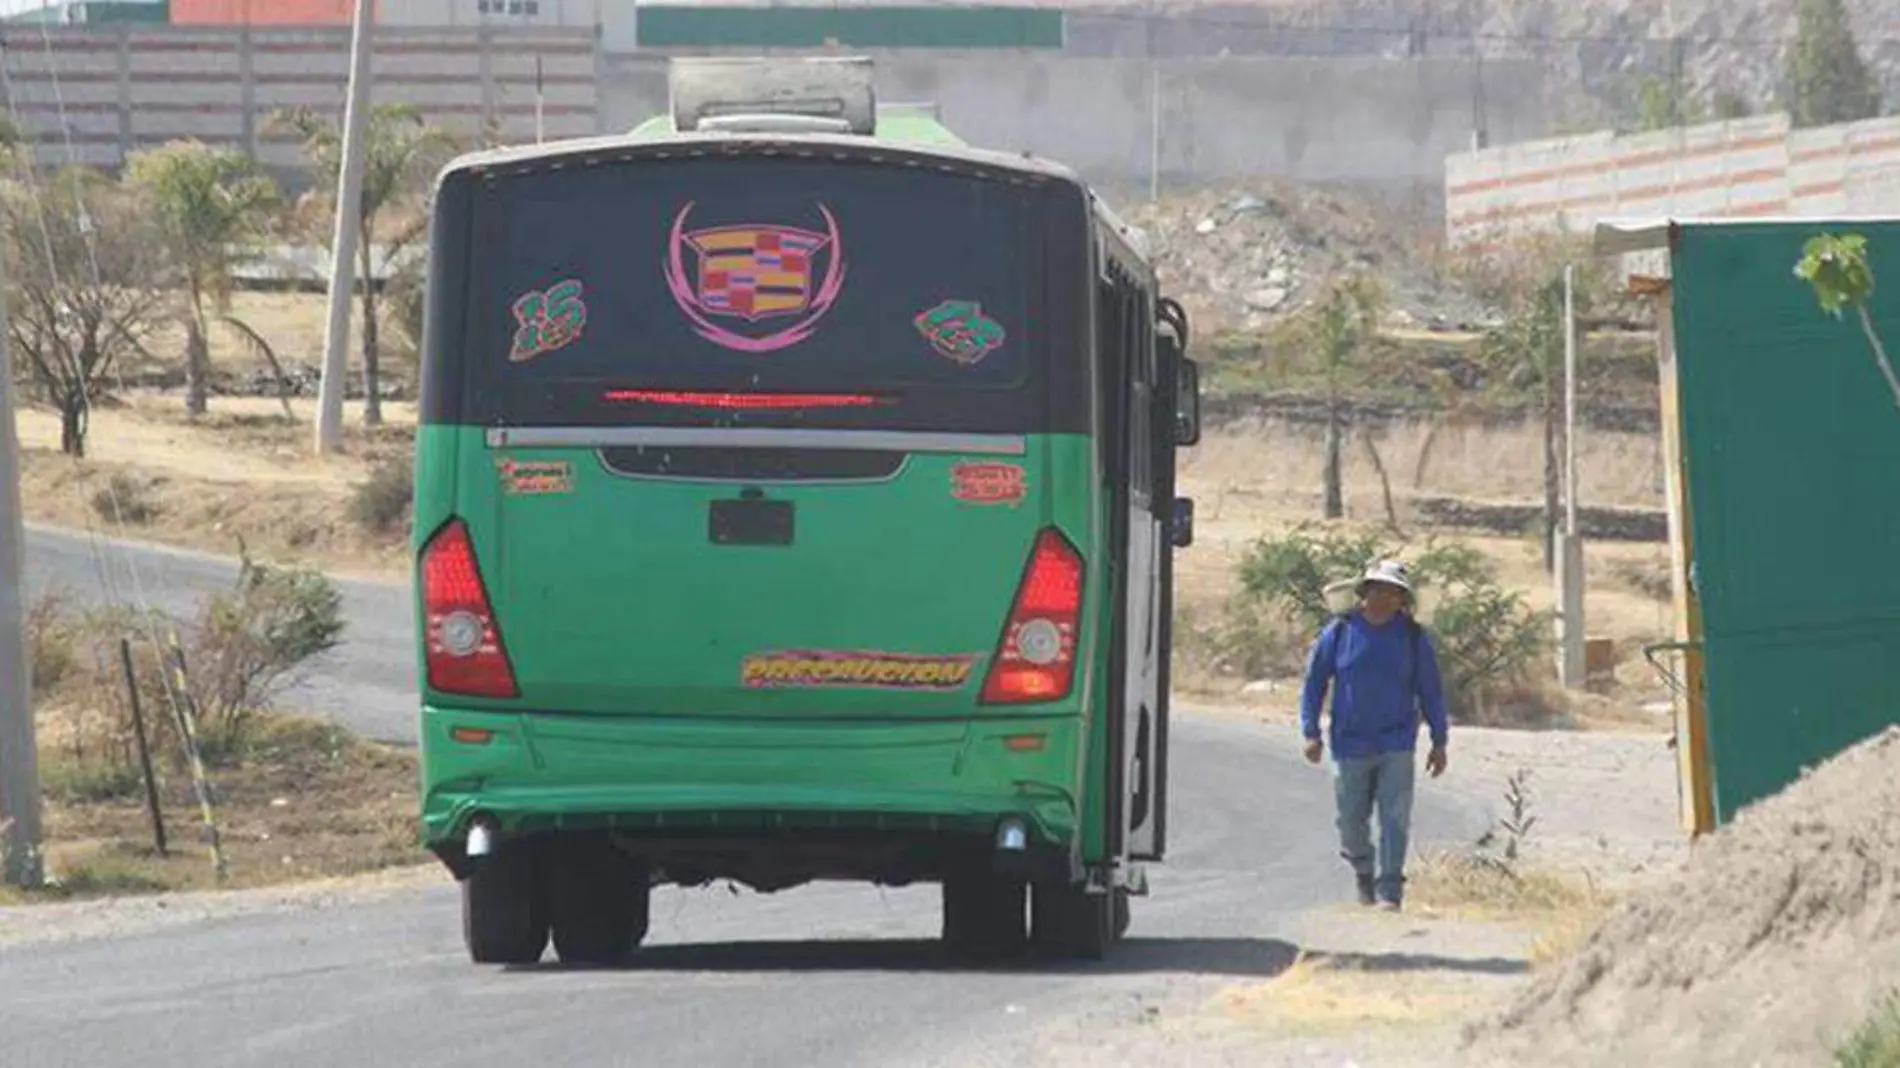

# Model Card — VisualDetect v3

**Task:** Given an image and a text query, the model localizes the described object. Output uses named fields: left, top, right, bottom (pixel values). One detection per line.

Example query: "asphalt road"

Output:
left=7, top=527, right=1488, bottom=1068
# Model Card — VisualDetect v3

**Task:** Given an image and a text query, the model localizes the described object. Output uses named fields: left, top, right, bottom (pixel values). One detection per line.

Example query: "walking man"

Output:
left=1299, top=559, right=1449, bottom=911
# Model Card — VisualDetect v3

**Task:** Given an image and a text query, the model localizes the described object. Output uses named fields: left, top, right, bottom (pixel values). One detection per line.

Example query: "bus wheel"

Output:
left=462, top=837, right=550, bottom=965
left=549, top=836, right=650, bottom=967
left=941, top=867, right=1027, bottom=959
left=1030, top=878, right=1115, bottom=961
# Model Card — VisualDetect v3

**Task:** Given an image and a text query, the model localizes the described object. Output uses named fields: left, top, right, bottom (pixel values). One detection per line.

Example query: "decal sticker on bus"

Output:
left=664, top=202, right=846, bottom=353
left=914, top=299, right=1006, bottom=365
left=497, top=458, right=574, bottom=495
left=740, top=650, right=978, bottom=690
left=509, top=279, right=588, bottom=363
left=950, top=461, right=1027, bottom=505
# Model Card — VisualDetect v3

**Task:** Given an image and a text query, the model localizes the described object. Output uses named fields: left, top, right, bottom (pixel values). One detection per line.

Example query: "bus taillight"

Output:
left=422, top=518, right=520, bottom=700
left=980, top=528, right=1084, bottom=705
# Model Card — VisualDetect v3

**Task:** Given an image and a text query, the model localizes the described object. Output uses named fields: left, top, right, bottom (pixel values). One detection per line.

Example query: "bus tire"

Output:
left=462, top=838, right=550, bottom=966
left=1030, top=879, right=1115, bottom=961
left=941, top=867, right=1027, bottom=959
left=549, top=837, right=650, bottom=967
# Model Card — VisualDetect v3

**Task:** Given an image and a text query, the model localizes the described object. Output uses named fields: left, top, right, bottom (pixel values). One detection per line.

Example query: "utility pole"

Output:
left=1146, top=0, right=1160, bottom=202
left=534, top=55, right=545, bottom=144
left=0, top=236, right=44, bottom=889
left=1555, top=264, right=1587, bottom=689
left=314, top=0, right=376, bottom=456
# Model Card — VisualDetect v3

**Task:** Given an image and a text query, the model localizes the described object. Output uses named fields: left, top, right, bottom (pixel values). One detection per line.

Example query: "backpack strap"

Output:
left=1407, top=615, right=1422, bottom=696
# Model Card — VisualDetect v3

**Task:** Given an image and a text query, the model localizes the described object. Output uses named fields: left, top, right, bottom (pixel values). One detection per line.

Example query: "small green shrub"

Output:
left=41, top=760, right=145, bottom=804
left=1838, top=990, right=1900, bottom=1068
left=1223, top=522, right=1551, bottom=716
left=189, top=549, right=346, bottom=757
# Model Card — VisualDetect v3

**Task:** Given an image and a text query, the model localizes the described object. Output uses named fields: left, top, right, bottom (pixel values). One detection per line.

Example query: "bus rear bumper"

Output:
left=420, top=706, right=1084, bottom=872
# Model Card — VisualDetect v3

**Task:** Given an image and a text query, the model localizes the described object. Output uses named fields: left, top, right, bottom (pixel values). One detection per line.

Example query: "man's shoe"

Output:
left=1377, top=898, right=1402, bottom=913
left=1355, top=875, right=1377, bottom=906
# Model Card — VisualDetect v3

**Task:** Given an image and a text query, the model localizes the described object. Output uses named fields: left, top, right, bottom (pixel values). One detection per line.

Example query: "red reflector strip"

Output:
left=450, top=726, right=495, bottom=745
left=1003, top=733, right=1047, bottom=752
left=602, top=389, right=890, bottom=409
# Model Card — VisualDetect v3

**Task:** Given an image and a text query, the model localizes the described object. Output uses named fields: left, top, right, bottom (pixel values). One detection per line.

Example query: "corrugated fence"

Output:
left=1446, top=113, right=1900, bottom=248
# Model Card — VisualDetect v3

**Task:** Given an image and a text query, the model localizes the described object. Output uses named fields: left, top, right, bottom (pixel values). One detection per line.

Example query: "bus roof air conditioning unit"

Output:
left=669, top=56, right=878, bottom=137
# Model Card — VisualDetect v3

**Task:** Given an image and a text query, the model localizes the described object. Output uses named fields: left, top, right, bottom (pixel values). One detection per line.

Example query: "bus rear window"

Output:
left=471, top=157, right=1040, bottom=415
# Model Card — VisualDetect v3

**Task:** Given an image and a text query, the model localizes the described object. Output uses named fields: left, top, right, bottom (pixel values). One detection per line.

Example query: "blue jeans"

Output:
left=1332, top=749, right=1416, bottom=902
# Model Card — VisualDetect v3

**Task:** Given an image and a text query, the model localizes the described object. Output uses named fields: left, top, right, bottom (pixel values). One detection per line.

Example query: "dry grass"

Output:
left=0, top=714, right=422, bottom=906
left=1405, top=850, right=1609, bottom=921
left=1397, top=848, right=1615, bottom=975
left=19, top=393, right=414, bottom=580
left=119, top=289, right=417, bottom=390
left=1399, top=850, right=1615, bottom=978
left=21, top=289, right=418, bottom=581
left=1173, top=418, right=1680, bottom=718
left=1184, top=415, right=1665, bottom=515
left=1527, top=904, right=1612, bottom=968
left=1217, top=949, right=1486, bottom=1036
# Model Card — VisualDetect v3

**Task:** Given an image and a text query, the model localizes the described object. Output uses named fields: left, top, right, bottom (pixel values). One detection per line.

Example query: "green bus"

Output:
left=411, top=57, right=1202, bottom=966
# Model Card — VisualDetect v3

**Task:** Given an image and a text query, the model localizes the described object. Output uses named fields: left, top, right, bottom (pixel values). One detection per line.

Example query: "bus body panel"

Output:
left=419, top=706, right=1086, bottom=847
left=477, top=435, right=1070, bottom=720
left=412, top=130, right=1184, bottom=895
left=417, top=424, right=1109, bottom=858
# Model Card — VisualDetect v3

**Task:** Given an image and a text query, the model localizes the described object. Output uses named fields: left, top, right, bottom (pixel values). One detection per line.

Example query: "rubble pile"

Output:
left=1462, top=725, right=1900, bottom=1068
left=1118, top=181, right=1493, bottom=338
left=1122, top=189, right=1310, bottom=334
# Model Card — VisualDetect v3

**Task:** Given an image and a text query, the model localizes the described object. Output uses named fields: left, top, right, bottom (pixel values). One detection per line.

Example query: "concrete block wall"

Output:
left=0, top=24, right=598, bottom=177
left=1446, top=113, right=1900, bottom=248
left=377, top=0, right=602, bottom=28
left=603, top=51, right=1550, bottom=190
left=0, top=22, right=1549, bottom=196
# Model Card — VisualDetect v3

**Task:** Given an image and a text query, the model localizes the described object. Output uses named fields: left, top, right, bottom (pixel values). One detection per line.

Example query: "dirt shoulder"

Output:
left=19, top=394, right=414, bottom=583
left=6, top=714, right=429, bottom=914
left=0, top=702, right=1688, bottom=1068
left=0, top=863, right=443, bottom=952
left=1007, top=706, right=1688, bottom=1067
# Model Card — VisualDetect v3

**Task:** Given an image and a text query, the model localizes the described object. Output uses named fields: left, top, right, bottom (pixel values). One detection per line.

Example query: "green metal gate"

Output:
left=1607, top=217, right=1900, bottom=827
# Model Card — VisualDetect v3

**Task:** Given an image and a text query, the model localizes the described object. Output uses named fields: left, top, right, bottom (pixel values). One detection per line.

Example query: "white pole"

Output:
left=0, top=239, right=43, bottom=889
left=314, top=0, right=376, bottom=456
left=1564, top=264, right=1579, bottom=537
left=1148, top=63, right=1160, bottom=202
left=1557, top=263, right=1587, bottom=689
left=1147, top=3, right=1160, bottom=202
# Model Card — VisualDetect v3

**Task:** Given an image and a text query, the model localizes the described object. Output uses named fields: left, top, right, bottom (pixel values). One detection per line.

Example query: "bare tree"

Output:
left=0, top=166, right=171, bottom=457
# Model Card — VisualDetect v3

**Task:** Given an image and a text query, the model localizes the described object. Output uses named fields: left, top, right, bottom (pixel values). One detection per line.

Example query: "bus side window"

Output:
left=1097, top=276, right=1125, bottom=488
left=1130, top=289, right=1154, bottom=506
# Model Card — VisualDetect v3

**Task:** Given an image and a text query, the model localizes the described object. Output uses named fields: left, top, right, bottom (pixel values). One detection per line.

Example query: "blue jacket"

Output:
left=1299, top=610, right=1449, bottom=759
